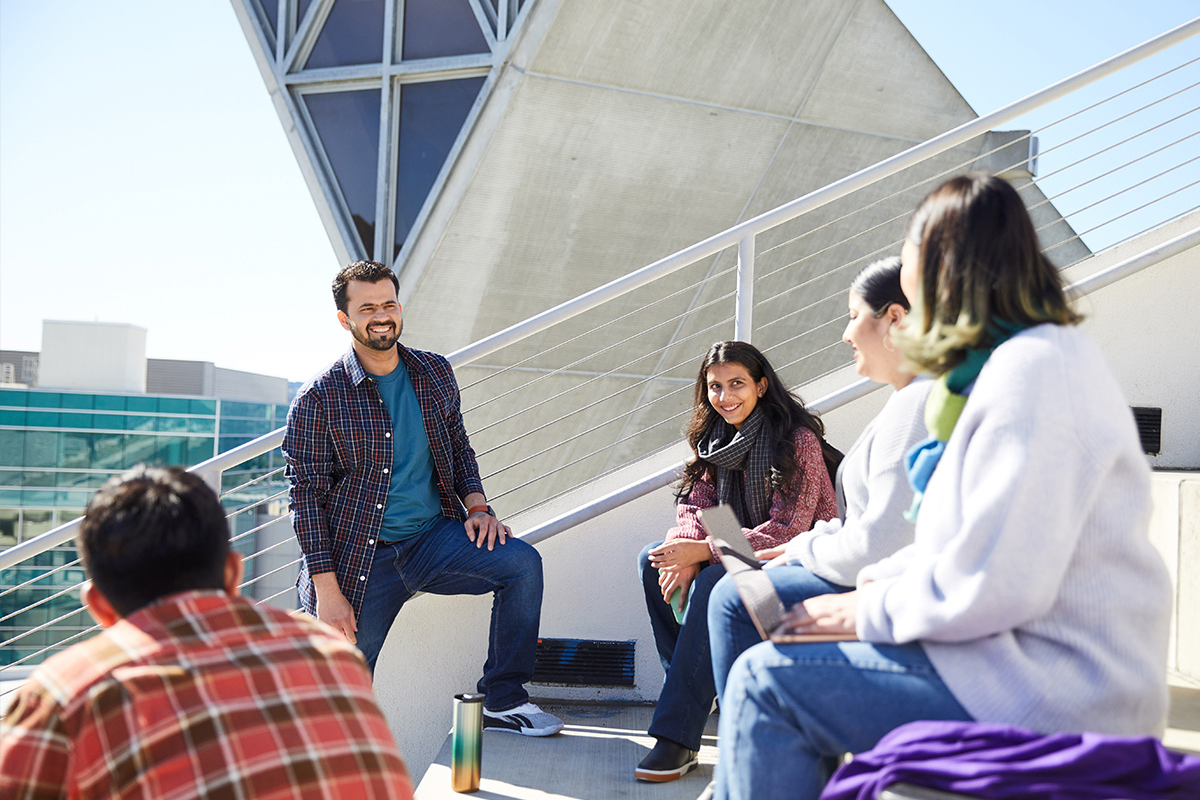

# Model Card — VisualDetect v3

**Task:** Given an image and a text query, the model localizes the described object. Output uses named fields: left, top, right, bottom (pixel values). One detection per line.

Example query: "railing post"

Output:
left=192, top=463, right=225, bottom=498
left=735, top=232, right=755, bottom=342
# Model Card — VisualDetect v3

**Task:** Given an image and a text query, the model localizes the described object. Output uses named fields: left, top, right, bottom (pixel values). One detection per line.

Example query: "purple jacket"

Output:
left=821, top=720, right=1200, bottom=800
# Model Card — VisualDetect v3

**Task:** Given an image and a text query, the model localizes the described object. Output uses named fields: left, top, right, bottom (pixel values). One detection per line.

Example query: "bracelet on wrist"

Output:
left=467, top=504, right=490, bottom=516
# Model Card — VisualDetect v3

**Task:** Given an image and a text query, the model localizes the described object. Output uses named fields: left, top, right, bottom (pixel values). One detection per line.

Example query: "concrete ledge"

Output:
left=1149, top=471, right=1200, bottom=682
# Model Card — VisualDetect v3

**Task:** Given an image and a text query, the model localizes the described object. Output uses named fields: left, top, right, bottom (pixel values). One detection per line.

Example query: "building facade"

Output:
left=0, top=323, right=290, bottom=666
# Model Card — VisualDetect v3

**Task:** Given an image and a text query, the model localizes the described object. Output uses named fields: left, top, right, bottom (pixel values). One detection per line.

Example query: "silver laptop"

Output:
left=697, top=504, right=856, bottom=643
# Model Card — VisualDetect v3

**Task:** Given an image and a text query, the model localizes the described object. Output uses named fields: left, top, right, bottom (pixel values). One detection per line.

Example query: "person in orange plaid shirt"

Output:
left=0, top=466, right=414, bottom=800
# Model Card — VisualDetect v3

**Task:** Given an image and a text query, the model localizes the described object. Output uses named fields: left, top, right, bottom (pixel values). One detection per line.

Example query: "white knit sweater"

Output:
left=782, top=379, right=932, bottom=586
left=857, top=324, right=1171, bottom=736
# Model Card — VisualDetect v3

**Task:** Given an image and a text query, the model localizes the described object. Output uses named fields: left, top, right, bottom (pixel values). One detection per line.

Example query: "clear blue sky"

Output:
left=1, top=1, right=1197, bottom=383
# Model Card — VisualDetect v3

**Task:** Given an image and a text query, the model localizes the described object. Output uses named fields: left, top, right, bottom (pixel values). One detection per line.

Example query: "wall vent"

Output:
left=1131, top=407, right=1162, bottom=455
left=532, top=638, right=635, bottom=686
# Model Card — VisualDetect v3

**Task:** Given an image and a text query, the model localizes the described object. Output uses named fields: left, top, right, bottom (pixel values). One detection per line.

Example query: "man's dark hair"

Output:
left=332, top=260, right=400, bottom=314
left=80, top=466, right=231, bottom=616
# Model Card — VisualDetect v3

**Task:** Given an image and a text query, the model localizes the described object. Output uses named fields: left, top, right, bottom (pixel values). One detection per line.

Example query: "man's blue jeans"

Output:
left=707, top=565, right=850, bottom=701
left=715, top=640, right=972, bottom=800
left=356, top=516, right=543, bottom=713
left=638, top=541, right=726, bottom=751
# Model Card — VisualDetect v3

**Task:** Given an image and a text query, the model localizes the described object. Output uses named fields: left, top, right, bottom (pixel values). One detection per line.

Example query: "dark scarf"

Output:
left=696, top=405, right=772, bottom=528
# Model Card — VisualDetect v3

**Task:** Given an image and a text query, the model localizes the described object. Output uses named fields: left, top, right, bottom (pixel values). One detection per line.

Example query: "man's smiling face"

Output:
left=339, top=279, right=403, bottom=352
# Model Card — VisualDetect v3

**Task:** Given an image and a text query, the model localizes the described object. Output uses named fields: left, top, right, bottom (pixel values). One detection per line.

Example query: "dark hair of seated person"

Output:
left=851, top=255, right=910, bottom=316
left=79, top=465, right=231, bottom=617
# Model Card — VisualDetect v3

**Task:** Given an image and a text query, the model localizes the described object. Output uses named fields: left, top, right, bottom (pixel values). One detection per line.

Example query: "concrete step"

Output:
left=414, top=703, right=717, bottom=799
left=1166, top=672, right=1200, bottom=756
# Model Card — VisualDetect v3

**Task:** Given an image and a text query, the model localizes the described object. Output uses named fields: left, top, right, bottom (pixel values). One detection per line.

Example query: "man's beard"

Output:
left=350, top=319, right=401, bottom=351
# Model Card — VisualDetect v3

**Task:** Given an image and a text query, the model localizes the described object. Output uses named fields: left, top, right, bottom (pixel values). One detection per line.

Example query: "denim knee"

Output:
left=691, top=560, right=724, bottom=597
left=709, top=573, right=744, bottom=627
left=638, top=541, right=663, bottom=588
left=500, top=537, right=543, bottom=584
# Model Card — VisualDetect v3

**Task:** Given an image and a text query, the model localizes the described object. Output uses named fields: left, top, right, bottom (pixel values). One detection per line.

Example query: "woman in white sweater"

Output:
left=713, top=174, right=1172, bottom=800
left=707, top=256, right=932, bottom=701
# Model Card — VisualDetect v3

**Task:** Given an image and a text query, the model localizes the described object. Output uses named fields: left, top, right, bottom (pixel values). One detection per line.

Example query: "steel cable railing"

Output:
left=1044, top=181, right=1200, bottom=257
left=481, top=315, right=736, bottom=493
left=752, top=67, right=1198, bottom=283
left=468, top=281, right=738, bottom=439
left=742, top=118, right=1199, bottom=340
left=0, top=470, right=295, bottom=676
left=459, top=264, right=738, bottom=399
left=3, top=18, right=1198, bottom=677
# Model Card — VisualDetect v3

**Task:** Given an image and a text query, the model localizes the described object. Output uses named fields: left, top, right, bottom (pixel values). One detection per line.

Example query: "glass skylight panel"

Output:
left=306, top=0, right=386, bottom=69
left=401, top=0, right=489, bottom=61
left=304, top=89, right=383, bottom=258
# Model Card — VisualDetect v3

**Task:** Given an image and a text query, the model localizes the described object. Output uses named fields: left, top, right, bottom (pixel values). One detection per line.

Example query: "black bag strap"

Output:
left=819, top=437, right=844, bottom=490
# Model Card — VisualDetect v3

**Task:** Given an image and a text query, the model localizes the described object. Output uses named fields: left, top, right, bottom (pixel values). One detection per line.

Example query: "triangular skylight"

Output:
left=233, top=0, right=530, bottom=269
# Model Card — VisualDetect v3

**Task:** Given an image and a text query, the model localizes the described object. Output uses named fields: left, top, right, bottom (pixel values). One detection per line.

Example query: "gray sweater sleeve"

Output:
left=782, top=379, right=931, bottom=586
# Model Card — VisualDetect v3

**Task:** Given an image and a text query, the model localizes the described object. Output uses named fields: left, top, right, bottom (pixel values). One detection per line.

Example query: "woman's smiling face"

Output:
left=706, top=362, right=767, bottom=430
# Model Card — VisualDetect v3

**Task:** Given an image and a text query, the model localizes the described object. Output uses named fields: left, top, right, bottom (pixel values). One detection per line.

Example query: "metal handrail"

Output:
left=519, top=221, right=1200, bottom=544
left=2, top=16, right=1197, bottom=575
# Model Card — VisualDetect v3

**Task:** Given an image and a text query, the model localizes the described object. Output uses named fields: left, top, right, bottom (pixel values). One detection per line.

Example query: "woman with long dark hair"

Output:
left=635, top=341, right=837, bottom=782
left=707, top=256, right=934, bottom=702
left=713, top=175, right=1172, bottom=800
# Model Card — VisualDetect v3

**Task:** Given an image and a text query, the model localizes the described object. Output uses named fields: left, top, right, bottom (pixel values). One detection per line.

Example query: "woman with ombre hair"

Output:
left=713, top=174, right=1172, bottom=800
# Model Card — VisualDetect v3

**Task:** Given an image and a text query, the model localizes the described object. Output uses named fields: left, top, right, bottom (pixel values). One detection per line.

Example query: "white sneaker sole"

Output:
left=483, top=715, right=563, bottom=737
left=635, top=758, right=698, bottom=782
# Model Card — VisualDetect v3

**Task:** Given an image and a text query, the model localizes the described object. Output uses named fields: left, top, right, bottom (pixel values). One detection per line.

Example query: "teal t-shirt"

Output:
left=373, top=360, right=443, bottom=542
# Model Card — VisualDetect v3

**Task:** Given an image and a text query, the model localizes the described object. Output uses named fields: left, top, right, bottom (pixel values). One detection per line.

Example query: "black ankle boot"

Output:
left=635, top=737, right=699, bottom=782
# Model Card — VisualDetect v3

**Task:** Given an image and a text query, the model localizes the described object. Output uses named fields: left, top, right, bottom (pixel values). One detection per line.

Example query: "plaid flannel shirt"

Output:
left=283, top=345, right=484, bottom=617
left=0, top=591, right=413, bottom=800
left=672, top=427, right=838, bottom=561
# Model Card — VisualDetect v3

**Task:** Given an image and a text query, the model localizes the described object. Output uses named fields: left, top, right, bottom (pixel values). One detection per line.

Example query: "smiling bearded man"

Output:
left=282, top=260, right=562, bottom=737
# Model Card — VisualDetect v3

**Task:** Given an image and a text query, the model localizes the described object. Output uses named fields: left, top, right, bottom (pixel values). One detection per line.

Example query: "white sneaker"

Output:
left=482, top=701, right=564, bottom=736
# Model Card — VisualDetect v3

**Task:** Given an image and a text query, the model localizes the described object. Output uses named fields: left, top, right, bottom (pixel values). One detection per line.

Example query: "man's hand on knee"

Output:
left=465, top=511, right=511, bottom=551
left=313, top=573, right=358, bottom=643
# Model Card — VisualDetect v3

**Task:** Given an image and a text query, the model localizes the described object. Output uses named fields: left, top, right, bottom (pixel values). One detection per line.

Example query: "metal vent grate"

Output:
left=532, top=638, right=635, bottom=686
left=1132, top=407, right=1162, bottom=455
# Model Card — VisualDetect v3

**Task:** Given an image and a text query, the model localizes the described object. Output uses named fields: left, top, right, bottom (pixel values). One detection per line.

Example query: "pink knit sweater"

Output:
left=669, top=427, right=838, bottom=562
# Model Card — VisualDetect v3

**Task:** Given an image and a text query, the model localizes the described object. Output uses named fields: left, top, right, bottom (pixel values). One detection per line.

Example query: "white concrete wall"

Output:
left=1063, top=211, right=1200, bottom=469
left=38, top=320, right=147, bottom=393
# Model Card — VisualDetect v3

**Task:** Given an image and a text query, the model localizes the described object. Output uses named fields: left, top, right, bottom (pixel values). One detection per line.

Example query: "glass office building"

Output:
left=0, top=387, right=289, bottom=665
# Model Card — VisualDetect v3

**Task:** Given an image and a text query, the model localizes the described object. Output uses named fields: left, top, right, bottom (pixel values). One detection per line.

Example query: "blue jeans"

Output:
left=638, top=541, right=726, bottom=751
left=715, top=640, right=972, bottom=800
left=357, top=516, right=543, bottom=713
left=708, top=565, right=850, bottom=701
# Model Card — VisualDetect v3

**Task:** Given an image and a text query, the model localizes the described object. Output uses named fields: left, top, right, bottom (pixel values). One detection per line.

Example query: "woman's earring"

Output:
left=883, top=328, right=896, bottom=352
